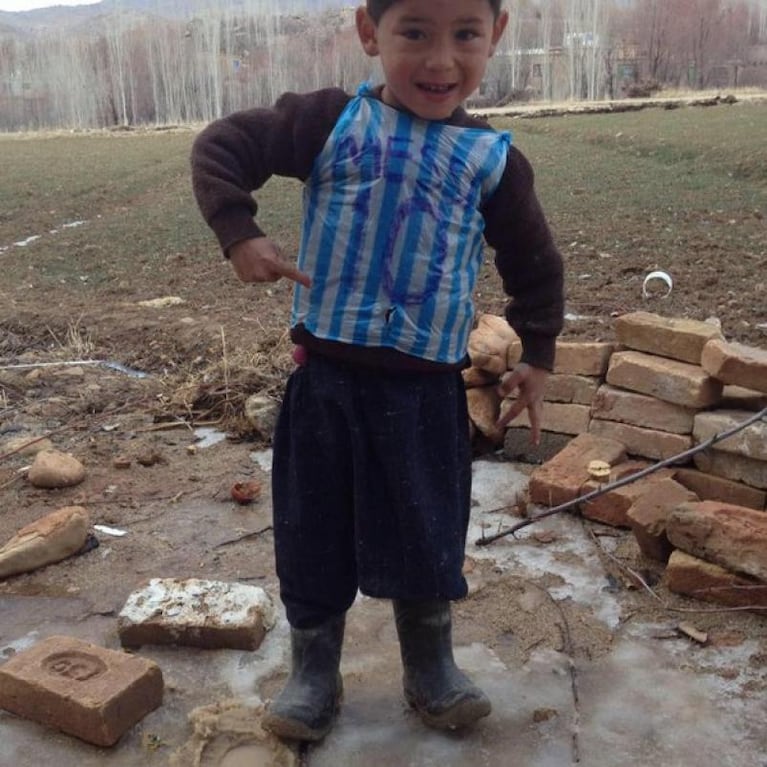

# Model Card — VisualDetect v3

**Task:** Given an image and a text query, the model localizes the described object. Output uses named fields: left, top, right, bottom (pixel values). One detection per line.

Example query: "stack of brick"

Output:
left=465, top=311, right=767, bottom=509
left=463, top=310, right=767, bottom=612
left=464, top=313, right=615, bottom=460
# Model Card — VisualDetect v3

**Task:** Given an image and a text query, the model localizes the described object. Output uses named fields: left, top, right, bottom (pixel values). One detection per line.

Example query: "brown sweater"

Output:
left=191, top=87, right=564, bottom=371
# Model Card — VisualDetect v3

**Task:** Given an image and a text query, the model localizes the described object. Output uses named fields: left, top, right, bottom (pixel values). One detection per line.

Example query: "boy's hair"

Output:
left=366, top=0, right=503, bottom=22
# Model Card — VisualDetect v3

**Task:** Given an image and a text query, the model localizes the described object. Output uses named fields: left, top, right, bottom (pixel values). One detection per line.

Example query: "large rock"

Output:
left=468, top=314, right=517, bottom=376
left=0, top=506, right=90, bottom=579
left=27, top=450, right=86, bottom=489
left=466, top=385, right=504, bottom=445
left=666, top=501, right=767, bottom=582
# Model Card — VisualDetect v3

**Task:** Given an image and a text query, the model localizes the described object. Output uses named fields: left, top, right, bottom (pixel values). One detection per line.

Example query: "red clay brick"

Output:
left=625, top=478, right=699, bottom=561
left=528, top=433, right=626, bottom=507
left=666, top=550, right=767, bottom=613
left=580, top=469, right=675, bottom=529
left=0, top=635, right=163, bottom=746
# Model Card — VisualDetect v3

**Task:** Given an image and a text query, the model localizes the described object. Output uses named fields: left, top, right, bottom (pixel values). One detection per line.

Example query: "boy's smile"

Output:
left=357, top=0, right=508, bottom=121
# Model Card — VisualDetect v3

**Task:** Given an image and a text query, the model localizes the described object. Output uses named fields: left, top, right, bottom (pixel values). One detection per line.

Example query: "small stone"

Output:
left=244, top=394, right=280, bottom=439
left=27, top=449, right=86, bottom=489
left=136, top=450, right=166, bottom=467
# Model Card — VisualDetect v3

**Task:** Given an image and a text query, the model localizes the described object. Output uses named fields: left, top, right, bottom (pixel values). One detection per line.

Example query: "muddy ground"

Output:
left=0, top=97, right=766, bottom=762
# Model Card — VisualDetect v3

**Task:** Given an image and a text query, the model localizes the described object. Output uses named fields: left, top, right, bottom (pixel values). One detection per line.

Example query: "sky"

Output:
left=0, top=0, right=100, bottom=11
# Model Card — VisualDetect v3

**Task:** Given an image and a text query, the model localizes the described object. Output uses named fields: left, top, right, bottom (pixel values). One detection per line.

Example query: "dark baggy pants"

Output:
left=272, top=353, right=471, bottom=629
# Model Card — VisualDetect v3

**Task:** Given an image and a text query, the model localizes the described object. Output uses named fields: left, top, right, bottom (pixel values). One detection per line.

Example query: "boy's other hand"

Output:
left=228, top=237, right=312, bottom=288
left=495, top=363, right=550, bottom=446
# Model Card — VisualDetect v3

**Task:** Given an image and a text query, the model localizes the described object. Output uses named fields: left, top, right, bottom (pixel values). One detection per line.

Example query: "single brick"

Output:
left=626, top=478, right=699, bottom=561
left=701, top=338, right=767, bottom=394
left=118, top=578, right=276, bottom=651
left=508, top=341, right=615, bottom=376
left=0, top=635, right=162, bottom=746
left=580, top=467, right=676, bottom=529
left=672, top=467, right=766, bottom=511
left=694, top=450, right=767, bottom=490
left=693, top=409, right=767, bottom=462
left=505, top=401, right=591, bottom=436
left=528, top=433, right=626, bottom=507
left=502, top=428, right=572, bottom=464
left=589, top=418, right=693, bottom=461
left=543, top=374, right=601, bottom=405
left=553, top=341, right=616, bottom=376
left=720, top=385, right=767, bottom=412
left=591, top=384, right=695, bottom=435
left=666, top=550, right=767, bottom=613
left=666, top=501, right=767, bottom=582
left=615, top=311, right=722, bottom=364
left=606, top=350, right=722, bottom=408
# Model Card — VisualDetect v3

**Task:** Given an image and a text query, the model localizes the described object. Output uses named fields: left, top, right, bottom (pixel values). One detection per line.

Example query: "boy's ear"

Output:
left=356, top=6, right=379, bottom=57
left=488, top=9, right=509, bottom=56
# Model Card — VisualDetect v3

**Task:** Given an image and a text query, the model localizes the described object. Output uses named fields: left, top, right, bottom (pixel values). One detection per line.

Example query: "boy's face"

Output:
left=356, top=0, right=508, bottom=121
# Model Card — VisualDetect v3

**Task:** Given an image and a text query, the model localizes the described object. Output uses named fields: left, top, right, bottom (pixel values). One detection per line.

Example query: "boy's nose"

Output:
left=424, top=38, right=455, bottom=70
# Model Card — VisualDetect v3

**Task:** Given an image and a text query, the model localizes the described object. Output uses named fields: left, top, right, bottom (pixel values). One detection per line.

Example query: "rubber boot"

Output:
left=262, top=614, right=345, bottom=741
left=393, top=600, right=491, bottom=730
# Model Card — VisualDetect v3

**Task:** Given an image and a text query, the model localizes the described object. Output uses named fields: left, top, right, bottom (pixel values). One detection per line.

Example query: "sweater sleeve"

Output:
left=481, top=146, right=565, bottom=371
left=190, top=88, right=350, bottom=255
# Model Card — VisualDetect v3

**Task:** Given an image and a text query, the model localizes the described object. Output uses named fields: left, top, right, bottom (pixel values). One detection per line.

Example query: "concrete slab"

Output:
left=1, top=457, right=765, bottom=766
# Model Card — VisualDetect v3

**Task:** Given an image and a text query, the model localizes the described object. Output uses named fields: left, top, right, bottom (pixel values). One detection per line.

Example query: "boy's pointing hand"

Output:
left=494, top=363, right=550, bottom=446
left=229, top=237, right=312, bottom=288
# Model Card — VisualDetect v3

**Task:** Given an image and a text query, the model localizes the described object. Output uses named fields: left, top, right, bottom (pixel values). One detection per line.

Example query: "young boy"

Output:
left=191, top=0, right=564, bottom=742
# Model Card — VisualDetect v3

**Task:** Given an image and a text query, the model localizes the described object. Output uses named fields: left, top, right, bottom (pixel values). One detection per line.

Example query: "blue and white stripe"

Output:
left=292, top=84, right=510, bottom=364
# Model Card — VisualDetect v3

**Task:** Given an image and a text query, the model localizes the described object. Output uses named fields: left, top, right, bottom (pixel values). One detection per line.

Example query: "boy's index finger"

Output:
left=275, top=260, right=312, bottom=288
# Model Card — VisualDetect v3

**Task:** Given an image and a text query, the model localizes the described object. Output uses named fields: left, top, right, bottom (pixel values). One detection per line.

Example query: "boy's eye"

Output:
left=401, top=28, right=426, bottom=41
left=456, top=29, right=481, bottom=42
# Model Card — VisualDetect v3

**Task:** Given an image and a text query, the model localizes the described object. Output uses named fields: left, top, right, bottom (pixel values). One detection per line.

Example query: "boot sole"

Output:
left=261, top=712, right=333, bottom=742
left=407, top=692, right=492, bottom=730
left=261, top=676, right=343, bottom=742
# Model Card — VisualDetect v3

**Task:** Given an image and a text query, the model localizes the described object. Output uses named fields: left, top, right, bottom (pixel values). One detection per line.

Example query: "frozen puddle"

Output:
left=468, top=458, right=623, bottom=628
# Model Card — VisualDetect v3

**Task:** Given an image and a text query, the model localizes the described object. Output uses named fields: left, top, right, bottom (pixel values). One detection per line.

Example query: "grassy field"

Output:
left=1, top=99, right=765, bottom=368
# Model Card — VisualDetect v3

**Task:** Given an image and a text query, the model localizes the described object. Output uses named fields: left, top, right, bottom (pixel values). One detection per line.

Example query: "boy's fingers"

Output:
left=527, top=401, right=542, bottom=446
left=275, top=261, right=312, bottom=288
left=495, top=397, right=525, bottom=429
